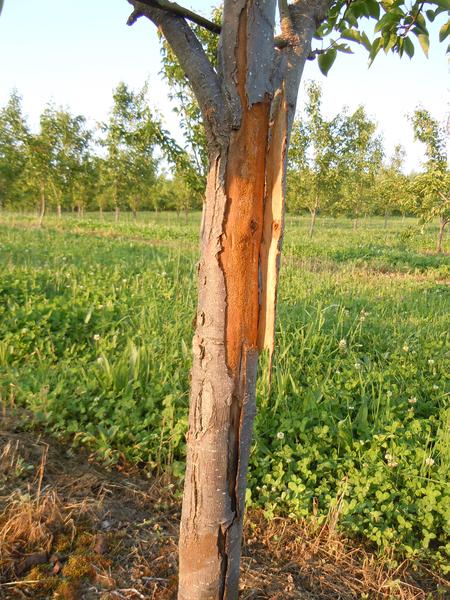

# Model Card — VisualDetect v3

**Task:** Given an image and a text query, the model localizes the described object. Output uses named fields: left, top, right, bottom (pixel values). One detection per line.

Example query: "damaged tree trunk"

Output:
left=127, top=1, right=328, bottom=598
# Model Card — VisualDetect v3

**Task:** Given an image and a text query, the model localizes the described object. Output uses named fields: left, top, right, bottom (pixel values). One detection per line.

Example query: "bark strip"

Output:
left=257, top=87, right=288, bottom=363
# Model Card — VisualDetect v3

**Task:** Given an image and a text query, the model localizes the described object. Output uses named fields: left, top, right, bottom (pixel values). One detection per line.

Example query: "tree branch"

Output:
left=282, top=0, right=331, bottom=129
left=130, top=0, right=221, bottom=34
left=131, top=0, right=305, bottom=51
left=128, top=0, right=225, bottom=148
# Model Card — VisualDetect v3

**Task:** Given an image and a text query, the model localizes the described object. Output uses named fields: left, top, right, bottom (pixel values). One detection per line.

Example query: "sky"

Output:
left=0, top=0, right=448, bottom=172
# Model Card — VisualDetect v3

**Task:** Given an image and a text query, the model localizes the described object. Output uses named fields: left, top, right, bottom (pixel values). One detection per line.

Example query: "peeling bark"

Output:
left=257, top=87, right=288, bottom=364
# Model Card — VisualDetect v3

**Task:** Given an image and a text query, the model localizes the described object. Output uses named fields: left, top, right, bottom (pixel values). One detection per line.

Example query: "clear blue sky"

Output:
left=0, top=0, right=448, bottom=172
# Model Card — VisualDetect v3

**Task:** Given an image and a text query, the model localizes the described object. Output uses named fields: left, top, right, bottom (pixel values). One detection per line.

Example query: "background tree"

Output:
left=101, top=82, right=157, bottom=219
left=0, top=91, right=28, bottom=210
left=337, top=105, right=383, bottom=226
left=410, top=108, right=449, bottom=252
left=373, top=144, right=408, bottom=227
left=21, top=109, right=55, bottom=226
left=100, top=81, right=182, bottom=219
left=287, top=81, right=342, bottom=236
left=125, top=1, right=447, bottom=597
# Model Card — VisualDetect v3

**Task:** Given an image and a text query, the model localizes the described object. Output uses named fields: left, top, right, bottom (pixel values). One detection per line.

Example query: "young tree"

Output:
left=410, top=109, right=449, bottom=252
left=287, top=81, right=342, bottom=236
left=125, top=1, right=448, bottom=597
left=101, top=82, right=167, bottom=219
left=336, top=105, right=383, bottom=226
left=22, top=106, right=91, bottom=224
left=373, top=144, right=408, bottom=227
left=0, top=91, right=29, bottom=210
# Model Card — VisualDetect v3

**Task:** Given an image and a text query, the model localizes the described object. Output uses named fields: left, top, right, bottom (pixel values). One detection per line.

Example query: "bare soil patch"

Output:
left=0, top=410, right=447, bottom=599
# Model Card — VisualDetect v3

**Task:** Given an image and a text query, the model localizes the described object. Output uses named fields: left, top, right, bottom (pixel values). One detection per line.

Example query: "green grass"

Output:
left=0, top=212, right=449, bottom=570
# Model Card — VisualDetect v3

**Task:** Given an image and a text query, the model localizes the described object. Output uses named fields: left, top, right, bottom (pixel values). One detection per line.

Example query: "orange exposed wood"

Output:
left=257, top=89, right=288, bottom=363
left=221, top=9, right=270, bottom=375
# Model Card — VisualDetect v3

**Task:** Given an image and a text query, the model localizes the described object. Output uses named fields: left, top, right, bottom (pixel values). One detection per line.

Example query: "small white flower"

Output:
left=424, top=457, right=434, bottom=467
left=276, top=431, right=285, bottom=440
left=354, top=362, right=362, bottom=370
left=408, top=397, right=417, bottom=404
left=403, top=344, right=409, bottom=353
left=388, top=460, right=398, bottom=468
left=338, top=339, right=347, bottom=353
left=97, top=357, right=104, bottom=364
left=98, top=304, right=104, bottom=309
left=428, top=359, right=435, bottom=366
left=385, top=452, right=393, bottom=461
left=93, top=334, right=101, bottom=341
left=348, top=406, right=355, bottom=410
left=432, top=385, right=439, bottom=390
left=387, top=391, right=393, bottom=398
left=122, top=278, right=127, bottom=283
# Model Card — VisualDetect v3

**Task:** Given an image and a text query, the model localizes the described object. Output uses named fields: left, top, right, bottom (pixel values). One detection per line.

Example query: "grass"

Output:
left=0, top=211, right=449, bottom=573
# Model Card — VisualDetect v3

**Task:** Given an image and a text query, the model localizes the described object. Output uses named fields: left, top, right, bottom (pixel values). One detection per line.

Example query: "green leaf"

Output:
left=439, top=20, right=450, bottom=42
left=341, top=28, right=362, bottom=43
left=417, top=33, right=430, bottom=57
left=366, top=0, right=381, bottom=19
left=318, top=49, right=337, bottom=76
left=374, top=12, right=400, bottom=33
left=404, top=36, right=415, bottom=58
left=425, top=9, right=435, bottom=22
left=368, top=37, right=383, bottom=65
left=360, top=32, right=372, bottom=51
left=335, top=43, right=353, bottom=54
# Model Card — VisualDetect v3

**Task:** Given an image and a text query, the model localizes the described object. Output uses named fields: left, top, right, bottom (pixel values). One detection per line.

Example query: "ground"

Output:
left=1, top=409, right=447, bottom=600
left=1, top=212, right=449, bottom=598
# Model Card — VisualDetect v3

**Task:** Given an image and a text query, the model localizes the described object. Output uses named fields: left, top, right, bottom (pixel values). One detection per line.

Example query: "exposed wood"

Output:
left=221, top=9, right=271, bottom=374
left=257, top=87, right=288, bottom=366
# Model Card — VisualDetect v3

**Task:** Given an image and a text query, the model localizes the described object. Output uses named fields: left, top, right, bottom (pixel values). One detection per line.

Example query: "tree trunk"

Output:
left=99, top=206, right=104, bottom=220
left=436, top=216, right=448, bottom=253
left=179, top=15, right=293, bottom=600
left=384, top=211, right=388, bottom=229
left=308, top=199, right=318, bottom=238
left=128, top=1, right=328, bottom=598
left=37, top=187, right=46, bottom=228
left=57, top=203, right=62, bottom=218
left=115, top=206, right=120, bottom=222
left=353, top=217, right=358, bottom=229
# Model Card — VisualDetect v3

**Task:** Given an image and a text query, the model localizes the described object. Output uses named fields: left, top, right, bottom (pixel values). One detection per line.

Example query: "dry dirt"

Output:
left=0, top=409, right=448, bottom=600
